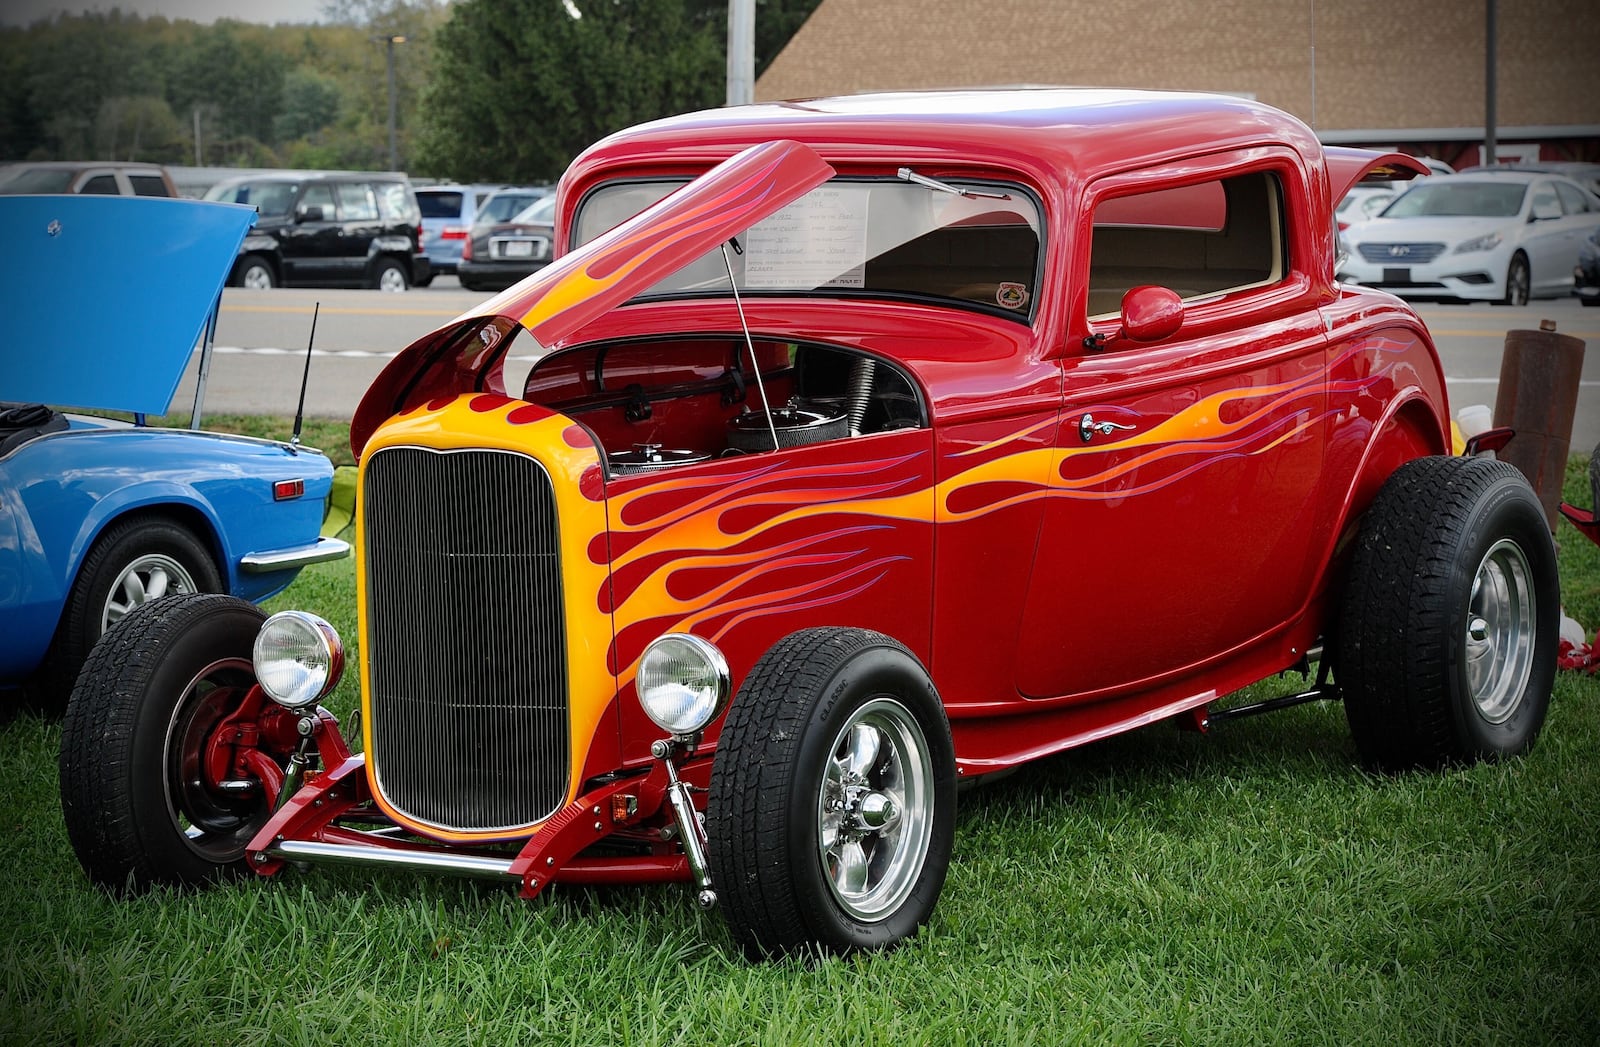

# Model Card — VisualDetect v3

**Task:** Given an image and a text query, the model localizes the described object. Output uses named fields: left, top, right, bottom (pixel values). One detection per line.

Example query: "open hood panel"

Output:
left=0, top=195, right=255, bottom=415
left=1324, top=147, right=1431, bottom=206
left=352, top=139, right=834, bottom=454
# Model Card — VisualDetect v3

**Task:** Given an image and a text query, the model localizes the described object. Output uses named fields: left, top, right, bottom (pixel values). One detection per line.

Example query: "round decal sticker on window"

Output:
left=996, top=282, right=1029, bottom=309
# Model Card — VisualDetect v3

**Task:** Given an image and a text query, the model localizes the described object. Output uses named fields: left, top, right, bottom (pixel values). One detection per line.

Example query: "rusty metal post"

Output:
left=1493, top=319, right=1585, bottom=532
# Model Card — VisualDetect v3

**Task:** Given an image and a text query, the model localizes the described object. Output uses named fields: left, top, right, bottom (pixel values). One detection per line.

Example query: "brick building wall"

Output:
left=755, top=0, right=1599, bottom=161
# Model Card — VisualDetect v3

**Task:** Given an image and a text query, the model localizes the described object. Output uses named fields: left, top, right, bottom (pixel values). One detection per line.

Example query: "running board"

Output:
left=1208, top=683, right=1341, bottom=723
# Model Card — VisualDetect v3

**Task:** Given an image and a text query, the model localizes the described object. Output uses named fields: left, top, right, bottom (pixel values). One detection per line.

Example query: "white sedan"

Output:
left=1337, top=171, right=1600, bottom=304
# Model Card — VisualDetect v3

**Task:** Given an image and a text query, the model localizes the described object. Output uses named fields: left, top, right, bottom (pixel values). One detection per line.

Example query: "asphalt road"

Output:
left=175, top=278, right=1600, bottom=453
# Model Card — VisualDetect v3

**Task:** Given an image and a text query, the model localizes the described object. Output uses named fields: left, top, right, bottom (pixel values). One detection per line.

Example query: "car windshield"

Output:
left=204, top=180, right=297, bottom=217
left=511, top=196, right=556, bottom=224
left=0, top=168, right=77, bottom=194
left=573, top=176, right=1043, bottom=317
left=1381, top=181, right=1527, bottom=218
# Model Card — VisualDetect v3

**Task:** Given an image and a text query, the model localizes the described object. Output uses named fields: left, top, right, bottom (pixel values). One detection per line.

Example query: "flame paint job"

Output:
left=274, top=90, right=1453, bottom=863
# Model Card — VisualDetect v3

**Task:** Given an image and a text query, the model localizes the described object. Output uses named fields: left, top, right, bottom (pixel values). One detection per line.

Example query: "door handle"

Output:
left=1078, top=413, right=1135, bottom=443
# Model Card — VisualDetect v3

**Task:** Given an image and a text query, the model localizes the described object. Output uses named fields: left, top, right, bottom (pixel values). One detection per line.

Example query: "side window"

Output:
left=375, top=183, right=414, bottom=222
left=1555, top=182, right=1592, bottom=215
left=78, top=173, right=119, bottom=195
left=298, top=183, right=335, bottom=218
left=338, top=182, right=379, bottom=221
left=128, top=174, right=170, bottom=197
left=1087, top=170, right=1284, bottom=318
left=1529, top=183, right=1562, bottom=220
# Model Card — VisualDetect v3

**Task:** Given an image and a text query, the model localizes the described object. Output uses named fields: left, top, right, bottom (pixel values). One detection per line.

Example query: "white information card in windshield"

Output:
left=743, top=186, right=869, bottom=289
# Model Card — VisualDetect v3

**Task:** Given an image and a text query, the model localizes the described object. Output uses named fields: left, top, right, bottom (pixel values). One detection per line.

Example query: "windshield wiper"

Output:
left=896, top=167, right=1010, bottom=200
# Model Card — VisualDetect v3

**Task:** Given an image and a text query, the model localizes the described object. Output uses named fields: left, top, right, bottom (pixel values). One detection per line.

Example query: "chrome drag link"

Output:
left=654, top=738, right=718, bottom=909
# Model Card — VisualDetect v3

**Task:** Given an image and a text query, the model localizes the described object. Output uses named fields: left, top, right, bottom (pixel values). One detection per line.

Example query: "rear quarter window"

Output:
left=128, top=174, right=171, bottom=197
left=418, top=191, right=465, bottom=219
left=1087, top=170, right=1284, bottom=317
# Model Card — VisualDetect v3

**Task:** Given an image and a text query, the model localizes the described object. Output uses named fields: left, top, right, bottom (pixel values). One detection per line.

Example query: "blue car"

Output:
left=0, top=194, right=347, bottom=709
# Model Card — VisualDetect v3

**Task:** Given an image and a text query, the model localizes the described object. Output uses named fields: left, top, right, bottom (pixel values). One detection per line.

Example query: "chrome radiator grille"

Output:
left=363, top=446, right=569, bottom=833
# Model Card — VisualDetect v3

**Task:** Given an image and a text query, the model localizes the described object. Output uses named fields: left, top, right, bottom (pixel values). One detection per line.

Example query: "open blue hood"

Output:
left=0, top=195, right=256, bottom=415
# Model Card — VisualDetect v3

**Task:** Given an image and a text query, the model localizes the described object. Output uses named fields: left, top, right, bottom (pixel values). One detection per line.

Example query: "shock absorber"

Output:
left=845, top=356, right=876, bottom=436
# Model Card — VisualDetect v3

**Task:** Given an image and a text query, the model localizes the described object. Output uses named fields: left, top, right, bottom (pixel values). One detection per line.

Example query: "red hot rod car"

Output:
left=61, top=90, right=1558, bottom=957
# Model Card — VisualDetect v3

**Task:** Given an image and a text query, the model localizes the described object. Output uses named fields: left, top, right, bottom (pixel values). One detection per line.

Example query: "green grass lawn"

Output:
left=2, top=446, right=1596, bottom=1046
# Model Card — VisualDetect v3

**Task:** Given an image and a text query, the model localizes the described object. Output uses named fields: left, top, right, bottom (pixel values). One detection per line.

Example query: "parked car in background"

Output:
left=59, top=90, right=1560, bottom=960
left=1338, top=170, right=1600, bottom=303
left=1574, top=226, right=1600, bottom=306
left=0, top=194, right=345, bottom=711
left=457, top=194, right=556, bottom=291
left=0, top=160, right=177, bottom=198
left=1462, top=161, right=1600, bottom=198
left=204, top=172, right=429, bottom=291
left=1336, top=183, right=1401, bottom=230
left=414, top=183, right=536, bottom=283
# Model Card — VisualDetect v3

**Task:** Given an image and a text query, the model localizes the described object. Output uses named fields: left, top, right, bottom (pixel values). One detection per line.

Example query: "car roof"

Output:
left=1443, top=170, right=1558, bottom=184
left=0, top=160, right=168, bottom=171
left=567, top=88, right=1325, bottom=189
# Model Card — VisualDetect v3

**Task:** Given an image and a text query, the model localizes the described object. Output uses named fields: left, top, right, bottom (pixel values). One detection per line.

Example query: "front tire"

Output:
left=707, top=628, right=956, bottom=957
left=1337, top=456, right=1558, bottom=771
left=1501, top=253, right=1530, bottom=306
left=60, top=594, right=278, bottom=892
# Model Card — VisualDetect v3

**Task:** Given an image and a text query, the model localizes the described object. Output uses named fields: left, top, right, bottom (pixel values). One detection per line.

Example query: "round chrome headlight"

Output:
left=637, top=633, right=730, bottom=735
left=253, top=611, right=344, bottom=710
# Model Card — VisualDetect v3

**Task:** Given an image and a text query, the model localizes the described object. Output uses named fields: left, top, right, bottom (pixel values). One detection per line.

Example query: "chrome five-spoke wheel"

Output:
left=1464, top=538, right=1536, bottom=724
left=817, top=698, right=935, bottom=920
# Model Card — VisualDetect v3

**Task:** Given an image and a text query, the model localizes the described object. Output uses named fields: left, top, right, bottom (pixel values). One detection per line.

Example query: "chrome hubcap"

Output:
left=1464, top=538, right=1536, bottom=724
left=242, top=265, right=272, bottom=290
left=817, top=698, right=933, bottom=921
left=378, top=266, right=406, bottom=292
left=102, top=554, right=198, bottom=631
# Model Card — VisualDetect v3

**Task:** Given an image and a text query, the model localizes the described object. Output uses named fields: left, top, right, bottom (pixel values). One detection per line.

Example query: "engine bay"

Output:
left=521, top=337, right=924, bottom=475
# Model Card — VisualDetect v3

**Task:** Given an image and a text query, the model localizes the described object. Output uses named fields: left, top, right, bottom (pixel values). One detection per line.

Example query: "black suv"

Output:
left=204, top=172, right=429, bottom=291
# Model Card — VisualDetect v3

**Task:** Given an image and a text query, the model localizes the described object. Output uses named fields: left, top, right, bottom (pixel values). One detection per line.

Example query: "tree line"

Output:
left=0, top=0, right=820, bottom=184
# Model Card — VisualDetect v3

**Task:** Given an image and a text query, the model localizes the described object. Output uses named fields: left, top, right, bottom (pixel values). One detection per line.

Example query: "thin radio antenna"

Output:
left=290, top=302, right=319, bottom=454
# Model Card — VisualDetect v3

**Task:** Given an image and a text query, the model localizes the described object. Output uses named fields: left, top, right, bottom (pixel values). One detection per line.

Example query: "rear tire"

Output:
left=32, top=516, right=221, bottom=715
left=60, top=594, right=275, bottom=893
left=370, top=258, right=409, bottom=292
left=707, top=628, right=956, bottom=957
left=1337, top=456, right=1558, bottom=771
left=232, top=254, right=276, bottom=290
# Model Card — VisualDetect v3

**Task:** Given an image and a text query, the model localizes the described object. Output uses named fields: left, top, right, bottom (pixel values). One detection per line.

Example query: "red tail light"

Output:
left=1336, top=220, right=1350, bottom=231
left=442, top=227, right=468, bottom=240
left=461, top=237, right=473, bottom=261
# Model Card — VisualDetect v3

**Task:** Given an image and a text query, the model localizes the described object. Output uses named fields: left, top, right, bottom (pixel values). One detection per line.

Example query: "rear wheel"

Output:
left=232, top=253, right=276, bottom=290
left=1337, top=456, right=1558, bottom=770
left=370, top=258, right=409, bottom=292
left=32, top=516, right=221, bottom=715
left=60, top=594, right=280, bottom=892
left=707, top=628, right=956, bottom=957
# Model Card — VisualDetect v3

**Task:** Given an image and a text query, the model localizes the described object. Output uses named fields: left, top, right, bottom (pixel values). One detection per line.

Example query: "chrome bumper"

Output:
left=239, top=535, right=351, bottom=574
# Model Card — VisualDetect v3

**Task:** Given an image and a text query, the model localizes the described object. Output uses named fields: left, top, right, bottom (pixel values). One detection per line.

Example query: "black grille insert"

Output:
left=363, top=446, right=569, bottom=833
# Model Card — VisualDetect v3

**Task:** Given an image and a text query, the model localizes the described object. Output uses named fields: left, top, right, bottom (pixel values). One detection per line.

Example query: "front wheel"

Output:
left=1501, top=254, right=1530, bottom=306
left=59, top=593, right=281, bottom=893
left=1337, top=456, right=1558, bottom=771
left=370, top=258, right=409, bottom=292
left=707, top=628, right=956, bottom=958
